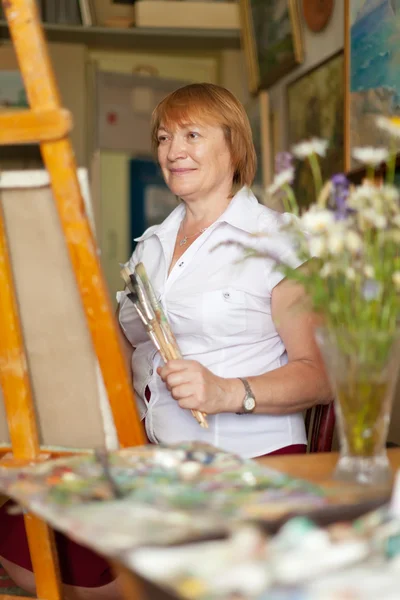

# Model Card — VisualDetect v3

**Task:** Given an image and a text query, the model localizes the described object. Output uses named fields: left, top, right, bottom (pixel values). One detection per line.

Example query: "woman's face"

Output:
left=157, top=121, right=234, bottom=201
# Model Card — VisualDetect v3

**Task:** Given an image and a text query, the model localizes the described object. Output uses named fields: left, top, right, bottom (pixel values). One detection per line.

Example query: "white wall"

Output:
left=268, top=1, right=344, bottom=151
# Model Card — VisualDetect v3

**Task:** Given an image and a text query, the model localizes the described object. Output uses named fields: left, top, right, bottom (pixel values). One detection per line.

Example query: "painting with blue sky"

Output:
left=347, top=0, right=400, bottom=169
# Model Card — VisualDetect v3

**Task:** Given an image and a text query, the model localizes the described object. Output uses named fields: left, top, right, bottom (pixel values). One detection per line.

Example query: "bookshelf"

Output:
left=0, top=21, right=240, bottom=51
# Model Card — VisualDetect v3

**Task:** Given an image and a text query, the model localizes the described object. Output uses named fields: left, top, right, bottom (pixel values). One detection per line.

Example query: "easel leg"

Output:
left=112, top=564, right=145, bottom=600
left=24, top=514, right=62, bottom=600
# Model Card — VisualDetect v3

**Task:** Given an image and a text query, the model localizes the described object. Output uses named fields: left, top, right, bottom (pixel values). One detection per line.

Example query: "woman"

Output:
left=0, top=83, right=330, bottom=599
left=118, top=82, right=332, bottom=457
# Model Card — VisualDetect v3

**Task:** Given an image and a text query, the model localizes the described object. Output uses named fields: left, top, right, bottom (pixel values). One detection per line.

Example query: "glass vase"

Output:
left=315, top=327, right=400, bottom=486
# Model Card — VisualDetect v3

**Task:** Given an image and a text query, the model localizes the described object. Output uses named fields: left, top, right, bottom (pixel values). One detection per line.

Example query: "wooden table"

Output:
left=257, top=448, right=400, bottom=485
left=117, top=450, right=400, bottom=600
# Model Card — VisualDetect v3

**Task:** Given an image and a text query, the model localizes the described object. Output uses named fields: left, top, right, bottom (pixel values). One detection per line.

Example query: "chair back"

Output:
left=305, top=403, right=335, bottom=453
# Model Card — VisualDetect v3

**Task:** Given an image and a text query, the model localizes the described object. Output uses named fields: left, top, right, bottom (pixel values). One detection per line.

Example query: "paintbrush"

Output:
left=120, top=266, right=163, bottom=355
left=94, top=448, right=125, bottom=499
left=134, top=263, right=208, bottom=429
left=120, top=265, right=208, bottom=429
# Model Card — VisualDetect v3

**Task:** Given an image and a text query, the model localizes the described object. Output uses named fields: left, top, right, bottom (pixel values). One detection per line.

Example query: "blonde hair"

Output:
left=151, top=83, right=256, bottom=193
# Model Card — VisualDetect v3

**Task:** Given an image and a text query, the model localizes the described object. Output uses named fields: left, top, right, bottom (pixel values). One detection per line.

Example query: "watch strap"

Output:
left=238, top=377, right=253, bottom=397
left=237, top=377, right=256, bottom=414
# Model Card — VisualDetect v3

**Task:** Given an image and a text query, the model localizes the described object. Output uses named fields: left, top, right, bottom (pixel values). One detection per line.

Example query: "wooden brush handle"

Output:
left=135, top=264, right=208, bottom=429
left=166, top=344, right=208, bottom=429
left=154, top=327, right=208, bottom=429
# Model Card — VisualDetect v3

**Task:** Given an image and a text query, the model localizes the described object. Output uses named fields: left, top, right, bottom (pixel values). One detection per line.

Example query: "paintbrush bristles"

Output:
left=120, top=266, right=135, bottom=294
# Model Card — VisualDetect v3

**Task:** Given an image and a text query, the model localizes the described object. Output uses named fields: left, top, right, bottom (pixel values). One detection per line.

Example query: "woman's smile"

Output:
left=169, top=168, right=197, bottom=175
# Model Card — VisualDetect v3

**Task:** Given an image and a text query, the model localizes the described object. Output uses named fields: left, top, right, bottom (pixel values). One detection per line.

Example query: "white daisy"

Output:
left=363, top=265, right=375, bottom=279
left=345, top=267, right=356, bottom=281
left=347, top=183, right=378, bottom=214
left=292, top=138, right=329, bottom=159
left=301, top=207, right=335, bottom=234
left=345, top=231, right=363, bottom=254
left=327, top=229, right=345, bottom=255
left=381, top=184, right=400, bottom=205
left=267, top=168, right=295, bottom=196
left=308, top=236, right=326, bottom=258
left=352, top=147, right=389, bottom=166
left=376, top=116, right=400, bottom=139
left=363, top=208, right=387, bottom=229
left=320, top=263, right=333, bottom=278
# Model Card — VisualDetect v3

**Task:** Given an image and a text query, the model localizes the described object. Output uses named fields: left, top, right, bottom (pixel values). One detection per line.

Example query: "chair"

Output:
left=305, top=403, right=335, bottom=453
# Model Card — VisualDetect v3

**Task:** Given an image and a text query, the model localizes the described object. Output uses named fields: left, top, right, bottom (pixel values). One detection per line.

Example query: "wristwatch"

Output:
left=237, top=377, right=256, bottom=414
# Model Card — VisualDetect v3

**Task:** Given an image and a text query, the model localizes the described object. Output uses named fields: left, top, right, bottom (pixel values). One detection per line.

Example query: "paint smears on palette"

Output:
left=129, top=506, right=400, bottom=600
left=0, top=443, right=328, bottom=551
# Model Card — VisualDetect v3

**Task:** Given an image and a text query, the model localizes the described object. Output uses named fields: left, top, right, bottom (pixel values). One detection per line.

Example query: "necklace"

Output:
left=179, top=223, right=208, bottom=247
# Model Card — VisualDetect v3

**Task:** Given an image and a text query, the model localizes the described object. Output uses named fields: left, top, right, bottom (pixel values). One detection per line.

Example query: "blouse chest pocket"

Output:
left=201, top=288, right=247, bottom=337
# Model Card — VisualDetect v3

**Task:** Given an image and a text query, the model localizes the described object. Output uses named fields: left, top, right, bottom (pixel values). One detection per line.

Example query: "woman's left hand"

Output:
left=157, top=359, right=239, bottom=415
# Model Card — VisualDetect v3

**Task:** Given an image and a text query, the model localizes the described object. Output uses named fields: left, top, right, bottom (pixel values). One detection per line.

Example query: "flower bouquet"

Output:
left=259, top=119, right=400, bottom=485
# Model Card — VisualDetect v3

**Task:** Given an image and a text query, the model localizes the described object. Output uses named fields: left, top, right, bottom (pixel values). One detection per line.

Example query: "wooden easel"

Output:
left=0, top=1, right=145, bottom=599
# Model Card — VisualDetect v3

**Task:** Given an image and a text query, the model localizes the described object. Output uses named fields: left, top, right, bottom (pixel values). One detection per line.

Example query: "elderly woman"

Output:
left=0, top=83, right=331, bottom=600
left=118, top=82, right=332, bottom=457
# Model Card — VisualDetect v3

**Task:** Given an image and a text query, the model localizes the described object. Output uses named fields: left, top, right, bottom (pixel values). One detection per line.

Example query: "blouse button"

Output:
left=223, top=292, right=230, bottom=299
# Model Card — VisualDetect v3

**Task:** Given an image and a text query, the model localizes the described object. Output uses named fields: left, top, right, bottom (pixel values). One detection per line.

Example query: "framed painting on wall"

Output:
left=345, top=0, right=400, bottom=172
left=240, top=0, right=303, bottom=94
left=287, top=51, right=344, bottom=209
left=246, top=91, right=272, bottom=200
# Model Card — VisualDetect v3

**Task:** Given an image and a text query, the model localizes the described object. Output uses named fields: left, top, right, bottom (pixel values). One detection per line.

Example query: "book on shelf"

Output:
left=41, top=0, right=95, bottom=26
left=78, top=0, right=94, bottom=26
left=134, top=0, right=240, bottom=29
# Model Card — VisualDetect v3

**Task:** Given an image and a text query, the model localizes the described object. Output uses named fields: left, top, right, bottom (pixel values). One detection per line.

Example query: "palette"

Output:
left=128, top=505, right=400, bottom=600
left=0, top=442, right=389, bottom=561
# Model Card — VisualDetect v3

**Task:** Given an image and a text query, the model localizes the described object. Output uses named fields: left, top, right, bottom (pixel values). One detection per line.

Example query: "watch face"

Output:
left=244, top=396, right=256, bottom=412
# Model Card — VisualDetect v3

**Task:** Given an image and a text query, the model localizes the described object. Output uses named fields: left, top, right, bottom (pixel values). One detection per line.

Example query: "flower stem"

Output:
left=283, top=184, right=299, bottom=215
left=386, top=138, right=397, bottom=184
left=366, top=164, right=375, bottom=181
left=308, top=153, right=323, bottom=199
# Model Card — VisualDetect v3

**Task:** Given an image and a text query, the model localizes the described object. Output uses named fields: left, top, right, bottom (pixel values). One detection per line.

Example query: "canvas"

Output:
left=288, top=52, right=345, bottom=208
left=0, top=169, right=118, bottom=451
left=345, top=0, right=400, bottom=170
left=240, top=0, right=303, bottom=93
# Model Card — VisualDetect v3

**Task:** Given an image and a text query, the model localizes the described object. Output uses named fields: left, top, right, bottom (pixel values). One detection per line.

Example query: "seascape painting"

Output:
left=240, top=0, right=303, bottom=92
left=288, top=52, right=344, bottom=209
left=347, top=0, right=400, bottom=170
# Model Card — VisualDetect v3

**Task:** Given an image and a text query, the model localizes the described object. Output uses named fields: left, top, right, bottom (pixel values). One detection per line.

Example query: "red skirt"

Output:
left=0, top=502, right=114, bottom=587
left=0, top=443, right=305, bottom=587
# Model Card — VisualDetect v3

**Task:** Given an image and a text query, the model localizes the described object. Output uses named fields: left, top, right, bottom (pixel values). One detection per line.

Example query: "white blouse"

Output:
left=118, top=186, right=307, bottom=458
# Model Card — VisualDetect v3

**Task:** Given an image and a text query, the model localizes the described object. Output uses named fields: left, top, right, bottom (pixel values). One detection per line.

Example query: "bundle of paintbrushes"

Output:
left=120, top=263, right=208, bottom=429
